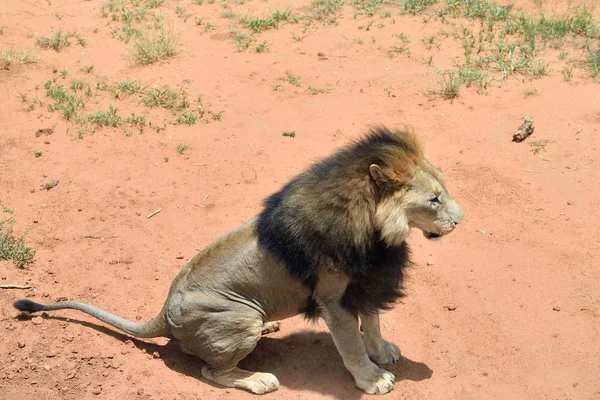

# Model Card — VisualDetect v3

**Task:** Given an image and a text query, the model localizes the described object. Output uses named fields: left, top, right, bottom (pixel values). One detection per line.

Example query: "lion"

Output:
left=14, top=125, right=463, bottom=395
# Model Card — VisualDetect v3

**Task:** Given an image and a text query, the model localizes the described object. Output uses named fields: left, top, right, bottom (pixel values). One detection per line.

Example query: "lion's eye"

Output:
left=430, top=196, right=440, bottom=207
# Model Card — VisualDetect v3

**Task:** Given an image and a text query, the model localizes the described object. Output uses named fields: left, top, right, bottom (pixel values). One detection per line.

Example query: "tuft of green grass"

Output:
left=231, top=30, right=254, bottom=51
left=308, top=86, right=331, bottom=95
left=524, top=87, right=537, bottom=96
left=280, top=71, right=301, bottom=87
left=131, top=25, right=179, bottom=65
left=176, top=142, right=189, bottom=154
left=0, top=201, right=36, bottom=268
left=587, top=44, right=600, bottom=78
left=36, top=31, right=85, bottom=51
left=292, top=32, right=307, bottom=42
left=429, top=69, right=462, bottom=102
left=87, top=104, right=124, bottom=128
left=139, top=85, right=178, bottom=108
left=175, top=110, right=198, bottom=125
left=400, top=0, right=437, bottom=15
left=282, top=130, right=296, bottom=137
left=561, top=65, right=573, bottom=82
left=176, top=6, right=195, bottom=22
left=528, top=59, right=547, bottom=78
left=387, top=45, right=411, bottom=58
left=1, top=48, right=34, bottom=70
left=307, top=0, right=346, bottom=25
left=79, top=64, right=95, bottom=73
left=255, top=40, right=269, bottom=52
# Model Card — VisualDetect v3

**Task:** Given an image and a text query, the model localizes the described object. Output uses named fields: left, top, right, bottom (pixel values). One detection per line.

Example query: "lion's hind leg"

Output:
left=172, top=297, right=280, bottom=394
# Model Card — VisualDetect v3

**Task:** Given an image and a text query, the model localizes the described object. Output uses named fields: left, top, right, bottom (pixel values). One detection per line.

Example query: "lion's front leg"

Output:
left=320, top=302, right=395, bottom=395
left=360, top=312, right=401, bottom=366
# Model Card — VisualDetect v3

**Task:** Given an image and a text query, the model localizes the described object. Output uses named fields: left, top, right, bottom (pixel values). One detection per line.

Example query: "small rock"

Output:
left=553, top=306, right=561, bottom=312
left=33, top=219, right=39, bottom=223
left=10, top=356, right=16, bottom=362
left=482, top=371, right=488, bottom=376
left=450, top=373, right=457, bottom=378
left=567, top=201, right=572, bottom=206
left=137, top=388, right=145, bottom=396
left=92, top=387, right=102, bottom=395
left=43, top=365, right=51, bottom=371
left=572, top=382, right=578, bottom=388
left=176, top=255, right=184, bottom=260
left=446, top=304, right=457, bottom=311
left=18, top=341, right=26, bottom=348
left=44, top=140, right=50, bottom=145
left=152, top=351, right=160, bottom=359
left=552, top=333, right=559, bottom=338
left=78, top=208, right=82, bottom=212
left=426, top=261, right=434, bottom=266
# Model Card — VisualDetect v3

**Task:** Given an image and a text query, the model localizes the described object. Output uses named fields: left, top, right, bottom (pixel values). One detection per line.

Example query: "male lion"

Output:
left=14, top=126, right=463, bottom=395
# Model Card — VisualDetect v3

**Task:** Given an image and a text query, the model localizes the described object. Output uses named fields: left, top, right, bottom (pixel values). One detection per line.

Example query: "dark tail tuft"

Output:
left=14, top=299, right=46, bottom=313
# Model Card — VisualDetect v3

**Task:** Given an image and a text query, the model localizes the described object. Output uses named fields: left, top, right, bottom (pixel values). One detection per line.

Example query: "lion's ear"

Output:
left=369, top=164, right=403, bottom=191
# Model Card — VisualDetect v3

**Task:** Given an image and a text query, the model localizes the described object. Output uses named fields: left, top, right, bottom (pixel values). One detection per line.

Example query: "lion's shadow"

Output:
left=29, top=314, right=432, bottom=398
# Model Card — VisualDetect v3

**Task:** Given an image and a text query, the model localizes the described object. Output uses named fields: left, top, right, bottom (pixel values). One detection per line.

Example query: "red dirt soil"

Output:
left=1, top=0, right=599, bottom=399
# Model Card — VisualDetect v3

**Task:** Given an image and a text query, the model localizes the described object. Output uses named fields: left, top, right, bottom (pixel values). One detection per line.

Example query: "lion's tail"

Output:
left=13, top=299, right=169, bottom=338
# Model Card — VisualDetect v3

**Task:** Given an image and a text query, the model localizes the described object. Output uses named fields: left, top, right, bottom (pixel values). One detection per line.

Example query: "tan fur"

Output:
left=15, top=128, right=463, bottom=395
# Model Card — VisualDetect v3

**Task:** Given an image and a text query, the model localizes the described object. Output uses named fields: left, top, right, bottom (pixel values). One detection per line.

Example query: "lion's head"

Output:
left=365, top=127, right=464, bottom=247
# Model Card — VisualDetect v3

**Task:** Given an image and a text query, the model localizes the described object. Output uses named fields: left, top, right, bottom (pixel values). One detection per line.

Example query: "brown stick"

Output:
left=0, top=284, right=32, bottom=289
left=146, top=208, right=162, bottom=219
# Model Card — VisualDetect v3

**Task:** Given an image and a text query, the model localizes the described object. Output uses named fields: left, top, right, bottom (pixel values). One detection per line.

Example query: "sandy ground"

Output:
left=1, top=0, right=599, bottom=399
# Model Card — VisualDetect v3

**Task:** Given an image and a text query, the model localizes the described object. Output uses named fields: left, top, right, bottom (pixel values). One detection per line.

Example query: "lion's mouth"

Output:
left=423, top=231, right=442, bottom=240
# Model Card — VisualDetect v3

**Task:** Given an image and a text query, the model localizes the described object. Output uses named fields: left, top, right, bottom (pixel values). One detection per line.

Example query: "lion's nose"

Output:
left=453, top=203, right=464, bottom=225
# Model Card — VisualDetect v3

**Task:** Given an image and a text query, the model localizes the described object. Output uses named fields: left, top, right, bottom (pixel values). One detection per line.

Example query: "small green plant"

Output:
left=422, top=54, right=433, bottom=66
left=80, top=64, right=95, bottom=73
left=231, top=30, right=254, bottom=51
left=430, top=69, right=462, bottom=102
left=255, top=40, right=269, bottom=52
left=282, top=130, right=296, bottom=137
left=529, top=139, right=553, bottom=155
left=524, top=87, right=537, bottom=96
left=387, top=45, right=411, bottom=58
left=0, top=201, right=36, bottom=268
left=176, top=6, right=195, bottom=22
left=36, top=31, right=85, bottom=51
left=308, top=86, right=331, bottom=95
left=176, top=142, right=189, bottom=154
left=393, top=32, right=410, bottom=43
left=176, top=110, right=198, bottom=125
left=87, top=104, right=124, bottom=128
left=308, top=0, right=346, bottom=24
left=400, top=0, right=436, bottom=15
left=139, top=85, right=178, bottom=108
left=353, top=37, right=364, bottom=44
left=292, top=32, right=307, bottom=42
left=281, top=71, right=301, bottom=87
left=561, top=65, right=573, bottom=82
left=209, top=111, right=223, bottom=121
left=1, top=49, right=34, bottom=70
left=131, top=25, right=179, bottom=65
left=0, top=26, right=6, bottom=35
left=421, top=35, right=439, bottom=50
left=528, top=59, right=547, bottom=78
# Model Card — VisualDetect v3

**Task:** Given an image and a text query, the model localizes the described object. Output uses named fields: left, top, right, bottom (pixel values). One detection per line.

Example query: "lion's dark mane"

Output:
left=256, top=126, right=418, bottom=317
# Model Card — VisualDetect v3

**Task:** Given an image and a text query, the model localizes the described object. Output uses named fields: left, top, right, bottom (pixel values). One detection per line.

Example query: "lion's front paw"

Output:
left=365, top=339, right=401, bottom=366
left=355, top=368, right=395, bottom=395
